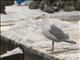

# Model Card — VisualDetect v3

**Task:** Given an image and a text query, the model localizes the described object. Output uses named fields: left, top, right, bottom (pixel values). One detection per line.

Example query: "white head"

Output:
left=40, top=14, right=52, bottom=31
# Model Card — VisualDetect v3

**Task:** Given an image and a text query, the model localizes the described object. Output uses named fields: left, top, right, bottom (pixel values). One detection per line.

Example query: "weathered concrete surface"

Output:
left=1, top=17, right=80, bottom=60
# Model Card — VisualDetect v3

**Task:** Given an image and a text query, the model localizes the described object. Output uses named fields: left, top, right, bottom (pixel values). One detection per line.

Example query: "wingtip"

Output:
left=71, top=41, right=77, bottom=44
left=65, top=40, right=77, bottom=44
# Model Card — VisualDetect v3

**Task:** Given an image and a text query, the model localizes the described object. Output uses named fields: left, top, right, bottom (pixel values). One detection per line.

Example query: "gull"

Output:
left=40, top=14, right=76, bottom=51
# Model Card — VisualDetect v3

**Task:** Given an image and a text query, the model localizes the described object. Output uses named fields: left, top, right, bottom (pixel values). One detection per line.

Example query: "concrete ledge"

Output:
left=0, top=35, right=59, bottom=60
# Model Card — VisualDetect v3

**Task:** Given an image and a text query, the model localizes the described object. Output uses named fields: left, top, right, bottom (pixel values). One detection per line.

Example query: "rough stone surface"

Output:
left=1, top=17, right=80, bottom=60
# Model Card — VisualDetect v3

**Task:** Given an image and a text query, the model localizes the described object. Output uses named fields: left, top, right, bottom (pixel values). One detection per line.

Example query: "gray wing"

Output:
left=42, top=30, right=59, bottom=42
left=49, top=24, right=69, bottom=40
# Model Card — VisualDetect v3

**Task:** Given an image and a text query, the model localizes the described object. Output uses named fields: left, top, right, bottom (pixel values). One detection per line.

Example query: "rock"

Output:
left=63, top=0, right=75, bottom=11
left=0, top=6, right=6, bottom=14
left=40, top=0, right=60, bottom=13
left=0, top=0, right=15, bottom=14
left=64, top=6, right=75, bottom=11
left=73, top=0, right=80, bottom=11
left=29, top=0, right=42, bottom=9
left=29, top=0, right=80, bottom=12
left=60, top=0, right=80, bottom=11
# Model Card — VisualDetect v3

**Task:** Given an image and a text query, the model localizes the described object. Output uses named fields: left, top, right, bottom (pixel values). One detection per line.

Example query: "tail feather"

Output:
left=65, top=40, right=76, bottom=44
